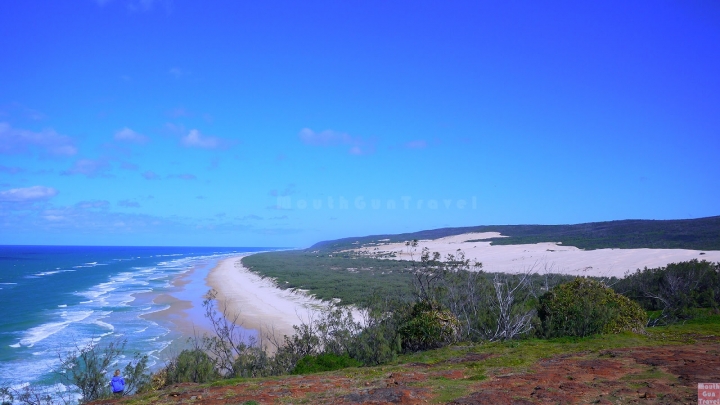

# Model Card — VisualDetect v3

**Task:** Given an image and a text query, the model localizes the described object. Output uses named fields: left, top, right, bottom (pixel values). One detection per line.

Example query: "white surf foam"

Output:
left=17, top=310, right=93, bottom=347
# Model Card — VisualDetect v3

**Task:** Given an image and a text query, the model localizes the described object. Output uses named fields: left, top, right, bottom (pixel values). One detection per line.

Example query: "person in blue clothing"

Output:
left=110, top=369, right=125, bottom=397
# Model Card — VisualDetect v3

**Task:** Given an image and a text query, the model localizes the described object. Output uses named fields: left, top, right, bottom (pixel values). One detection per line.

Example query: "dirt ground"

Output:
left=92, top=341, right=720, bottom=404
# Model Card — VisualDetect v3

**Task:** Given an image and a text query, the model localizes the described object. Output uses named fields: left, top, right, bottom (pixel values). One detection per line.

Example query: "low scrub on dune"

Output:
left=537, top=278, right=647, bottom=338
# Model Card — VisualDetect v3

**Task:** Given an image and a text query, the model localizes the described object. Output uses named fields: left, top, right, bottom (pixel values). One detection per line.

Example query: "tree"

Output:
left=57, top=339, right=149, bottom=403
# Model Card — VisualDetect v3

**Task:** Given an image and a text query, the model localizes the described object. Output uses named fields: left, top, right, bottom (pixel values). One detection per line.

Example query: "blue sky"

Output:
left=1, top=0, right=719, bottom=247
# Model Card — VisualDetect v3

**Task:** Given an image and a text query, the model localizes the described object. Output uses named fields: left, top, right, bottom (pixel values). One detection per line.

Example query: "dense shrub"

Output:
left=164, top=349, right=220, bottom=384
left=292, top=353, right=361, bottom=374
left=398, top=301, right=459, bottom=352
left=614, top=260, right=720, bottom=324
left=538, top=278, right=646, bottom=338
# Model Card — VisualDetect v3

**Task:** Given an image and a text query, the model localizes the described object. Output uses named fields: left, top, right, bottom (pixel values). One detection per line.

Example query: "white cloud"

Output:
left=169, top=67, right=187, bottom=79
left=0, top=186, right=58, bottom=202
left=114, top=127, right=148, bottom=143
left=118, top=199, right=141, bottom=208
left=0, top=165, right=25, bottom=175
left=62, top=159, right=112, bottom=178
left=120, top=162, right=139, bottom=170
left=298, top=128, right=353, bottom=146
left=181, top=129, right=225, bottom=149
left=168, top=107, right=192, bottom=118
left=75, top=200, right=110, bottom=209
left=142, top=171, right=160, bottom=180
left=268, top=184, right=296, bottom=197
left=298, top=128, right=375, bottom=155
left=0, top=122, right=77, bottom=157
left=167, top=173, right=197, bottom=180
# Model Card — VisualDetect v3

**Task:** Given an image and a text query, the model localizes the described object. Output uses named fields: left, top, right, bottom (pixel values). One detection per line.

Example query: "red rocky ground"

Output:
left=93, top=342, right=720, bottom=405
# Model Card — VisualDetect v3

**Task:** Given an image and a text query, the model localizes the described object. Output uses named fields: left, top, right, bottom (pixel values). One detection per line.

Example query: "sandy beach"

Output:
left=351, top=232, right=720, bottom=278
left=156, top=237, right=717, bottom=347
left=205, top=255, right=329, bottom=342
left=140, top=262, right=218, bottom=339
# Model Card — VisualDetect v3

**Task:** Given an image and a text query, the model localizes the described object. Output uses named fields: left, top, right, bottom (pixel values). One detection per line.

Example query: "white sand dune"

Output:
left=351, top=232, right=720, bottom=278
left=204, top=236, right=718, bottom=339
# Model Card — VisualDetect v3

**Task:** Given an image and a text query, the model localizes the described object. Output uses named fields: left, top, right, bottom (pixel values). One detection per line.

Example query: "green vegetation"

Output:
left=242, top=250, right=415, bottom=306
left=1, top=339, right=150, bottom=404
left=537, top=278, right=647, bottom=337
left=5, top=218, right=720, bottom=403
left=163, top=349, right=220, bottom=384
left=309, top=215, right=720, bottom=251
left=241, top=247, right=578, bottom=312
left=398, top=301, right=460, bottom=351
left=104, top=313, right=720, bottom=405
left=613, top=259, right=720, bottom=324
left=292, top=353, right=361, bottom=374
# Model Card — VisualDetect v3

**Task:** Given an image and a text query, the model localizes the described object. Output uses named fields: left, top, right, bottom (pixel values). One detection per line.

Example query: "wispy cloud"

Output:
left=118, top=199, right=141, bottom=208
left=26, top=206, right=181, bottom=232
left=97, top=0, right=174, bottom=13
left=169, top=67, right=187, bottom=79
left=120, top=162, right=139, bottom=170
left=167, top=107, right=192, bottom=118
left=0, top=103, right=46, bottom=121
left=268, top=184, right=296, bottom=197
left=239, top=214, right=263, bottom=220
left=114, top=127, right=148, bottom=144
left=299, top=128, right=375, bottom=155
left=168, top=173, right=197, bottom=180
left=0, top=122, right=77, bottom=157
left=75, top=200, right=110, bottom=209
left=0, top=165, right=25, bottom=175
left=404, top=140, right=427, bottom=149
left=181, top=129, right=229, bottom=149
left=142, top=170, right=160, bottom=180
left=0, top=186, right=58, bottom=202
left=62, top=159, right=112, bottom=178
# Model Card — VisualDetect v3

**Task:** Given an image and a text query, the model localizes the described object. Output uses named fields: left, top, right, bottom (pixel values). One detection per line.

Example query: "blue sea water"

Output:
left=0, top=245, right=274, bottom=397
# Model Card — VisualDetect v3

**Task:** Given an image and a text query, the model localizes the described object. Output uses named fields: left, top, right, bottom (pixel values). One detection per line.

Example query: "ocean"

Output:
left=0, top=245, right=274, bottom=398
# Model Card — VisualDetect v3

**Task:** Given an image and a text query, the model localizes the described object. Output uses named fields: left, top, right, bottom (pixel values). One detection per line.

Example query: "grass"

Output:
left=620, top=367, right=676, bottom=382
left=115, top=314, right=720, bottom=404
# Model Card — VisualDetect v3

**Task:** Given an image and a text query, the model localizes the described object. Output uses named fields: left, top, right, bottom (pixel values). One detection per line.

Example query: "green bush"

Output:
left=164, top=349, right=220, bottom=384
left=538, top=278, right=646, bottom=338
left=292, top=353, right=361, bottom=374
left=398, top=300, right=459, bottom=352
left=613, top=260, right=720, bottom=323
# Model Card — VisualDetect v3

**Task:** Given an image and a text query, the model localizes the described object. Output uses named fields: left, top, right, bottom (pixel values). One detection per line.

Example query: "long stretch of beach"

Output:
left=204, top=255, right=329, bottom=341
left=156, top=237, right=720, bottom=345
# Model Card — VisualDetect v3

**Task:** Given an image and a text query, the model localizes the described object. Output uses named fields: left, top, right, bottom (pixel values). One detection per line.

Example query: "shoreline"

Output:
left=205, top=255, right=329, bottom=343
left=138, top=266, right=210, bottom=338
